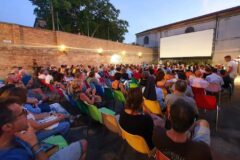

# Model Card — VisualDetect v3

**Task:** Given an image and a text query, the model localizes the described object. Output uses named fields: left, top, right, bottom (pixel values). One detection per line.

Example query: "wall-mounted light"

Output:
left=138, top=52, right=142, bottom=58
left=58, top=44, right=66, bottom=52
left=121, top=51, right=126, bottom=56
left=111, top=54, right=121, bottom=64
left=97, top=48, right=103, bottom=54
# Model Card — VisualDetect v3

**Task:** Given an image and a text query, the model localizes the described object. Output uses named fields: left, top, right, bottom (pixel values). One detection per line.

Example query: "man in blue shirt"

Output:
left=0, top=97, right=87, bottom=160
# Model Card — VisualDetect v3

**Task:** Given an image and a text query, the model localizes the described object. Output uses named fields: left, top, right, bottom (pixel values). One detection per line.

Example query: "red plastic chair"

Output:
left=191, top=86, right=206, bottom=96
left=194, top=94, right=219, bottom=130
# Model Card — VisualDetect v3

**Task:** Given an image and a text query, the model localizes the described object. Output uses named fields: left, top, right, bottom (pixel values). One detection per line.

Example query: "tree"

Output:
left=30, top=0, right=129, bottom=42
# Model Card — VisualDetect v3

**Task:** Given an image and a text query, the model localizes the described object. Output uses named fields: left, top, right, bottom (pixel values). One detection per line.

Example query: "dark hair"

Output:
left=220, top=69, right=226, bottom=75
left=175, top=80, right=187, bottom=93
left=156, top=69, right=165, bottom=82
left=0, top=84, right=15, bottom=96
left=0, top=97, right=21, bottom=135
left=125, top=87, right=143, bottom=112
left=212, top=68, right=218, bottom=73
left=170, top=99, right=196, bottom=133
left=205, top=66, right=212, bottom=73
left=0, top=87, right=27, bottom=105
left=149, top=67, right=154, bottom=75
left=114, top=72, right=122, bottom=81
left=224, top=55, right=231, bottom=59
left=116, top=67, right=121, bottom=72
left=89, top=71, right=95, bottom=78
left=177, top=72, right=187, bottom=80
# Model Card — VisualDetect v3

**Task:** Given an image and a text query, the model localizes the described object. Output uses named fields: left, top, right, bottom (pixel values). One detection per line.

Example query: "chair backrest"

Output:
left=76, top=100, right=89, bottom=115
left=191, top=86, right=205, bottom=96
left=104, top=87, right=114, bottom=99
left=102, top=113, right=121, bottom=136
left=205, top=83, right=221, bottom=93
left=119, top=126, right=150, bottom=154
left=114, top=90, right=126, bottom=103
left=143, top=99, right=162, bottom=115
left=86, top=103, right=102, bottom=123
left=155, top=150, right=170, bottom=160
left=194, top=94, right=217, bottom=110
left=43, top=135, right=68, bottom=149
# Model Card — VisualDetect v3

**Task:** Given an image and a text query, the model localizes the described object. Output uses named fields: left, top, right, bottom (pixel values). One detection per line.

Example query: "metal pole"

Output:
left=56, top=12, right=59, bottom=31
left=51, top=0, right=55, bottom=31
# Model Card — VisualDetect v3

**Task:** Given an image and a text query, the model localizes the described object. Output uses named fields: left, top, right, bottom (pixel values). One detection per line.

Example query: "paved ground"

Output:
left=66, top=76, right=240, bottom=160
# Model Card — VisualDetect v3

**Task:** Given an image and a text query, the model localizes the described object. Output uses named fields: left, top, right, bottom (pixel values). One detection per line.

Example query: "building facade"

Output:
left=136, top=6, right=240, bottom=65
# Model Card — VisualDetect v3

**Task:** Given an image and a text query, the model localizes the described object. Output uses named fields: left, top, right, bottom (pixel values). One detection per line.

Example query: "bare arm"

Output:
left=80, top=93, right=95, bottom=105
left=28, top=117, right=62, bottom=131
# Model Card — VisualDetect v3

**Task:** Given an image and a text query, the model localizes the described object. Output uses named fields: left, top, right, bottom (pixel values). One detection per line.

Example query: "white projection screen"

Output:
left=160, top=29, right=214, bottom=58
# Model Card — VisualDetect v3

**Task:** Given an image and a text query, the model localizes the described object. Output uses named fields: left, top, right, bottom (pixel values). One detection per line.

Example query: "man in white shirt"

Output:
left=225, top=55, right=238, bottom=90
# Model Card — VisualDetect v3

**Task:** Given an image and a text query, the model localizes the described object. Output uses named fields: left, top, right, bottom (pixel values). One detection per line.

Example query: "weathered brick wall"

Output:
left=0, top=22, right=155, bottom=78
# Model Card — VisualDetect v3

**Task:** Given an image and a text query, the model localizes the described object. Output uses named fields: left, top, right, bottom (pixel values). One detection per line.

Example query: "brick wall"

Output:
left=0, top=22, right=155, bottom=78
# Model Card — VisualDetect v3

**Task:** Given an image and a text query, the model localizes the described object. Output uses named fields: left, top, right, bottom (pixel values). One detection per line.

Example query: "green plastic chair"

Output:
left=104, top=87, right=114, bottom=100
left=43, top=135, right=68, bottom=149
left=86, top=104, right=103, bottom=123
left=86, top=102, right=116, bottom=124
left=99, top=107, right=115, bottom=116
left=114, top=90, right=126, bottom=103
left=76, top=100, right=89, bottom=115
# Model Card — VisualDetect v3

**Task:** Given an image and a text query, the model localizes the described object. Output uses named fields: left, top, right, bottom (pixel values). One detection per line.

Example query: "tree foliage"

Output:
left=30, top=0, right=129, bottom=42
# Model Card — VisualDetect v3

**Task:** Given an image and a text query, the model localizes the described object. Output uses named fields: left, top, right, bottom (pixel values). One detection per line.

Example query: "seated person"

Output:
left=166, top=80, right=198, bottom=117
left=152, top=99, right=212, bottom=160
left=220, top=69, right=231, bottom=89
left=205, top=68, right=224, bottom=92
left=70, top=72, right=101, bottom=105
left=0, top=87, right=71, bottom=141
left=172, top=72, right=194, bottom=98
left=190, top=70, right=209, bottom=89
left=1, top=85, right=69, bottom=116
left=155, top=83, right=165, bottom=111
left=111, top=72, right=127, bottom=95
left=0, top=97, right=87, bottom=160
left=21, top=74, right=48, bottom=102
left=86, top=71, right=100, bottom=89
left=119, top=87, right=164, bottom=149
left=156, top=69, right=167, bottom=88
left=203, top=66, right=212, bottom=79
left=143, top=71, right=157, bottom=100
left=121, top=68, right=130, bottom=81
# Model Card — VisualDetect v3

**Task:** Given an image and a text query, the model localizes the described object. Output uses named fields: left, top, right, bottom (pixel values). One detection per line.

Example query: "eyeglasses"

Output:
left=4, top=109, right=28, bottom=124
left=0, top=109, right=28, bottom=126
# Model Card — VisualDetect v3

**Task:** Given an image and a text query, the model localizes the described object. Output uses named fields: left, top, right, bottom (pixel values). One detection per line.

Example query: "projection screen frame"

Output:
left=159, top=29, right=215, bottom=59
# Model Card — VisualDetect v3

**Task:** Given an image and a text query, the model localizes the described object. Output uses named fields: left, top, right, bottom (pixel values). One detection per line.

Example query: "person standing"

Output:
left=224, top=55, right=238, bottom=91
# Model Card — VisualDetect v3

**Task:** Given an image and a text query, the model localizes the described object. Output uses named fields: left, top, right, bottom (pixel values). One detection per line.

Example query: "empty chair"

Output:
left=194, top=94, right=219, bottom=130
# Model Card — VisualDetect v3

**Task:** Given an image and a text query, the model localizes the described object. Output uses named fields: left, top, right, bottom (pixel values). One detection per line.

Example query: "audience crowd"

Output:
left=0, top=55, right=238, bottom=160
